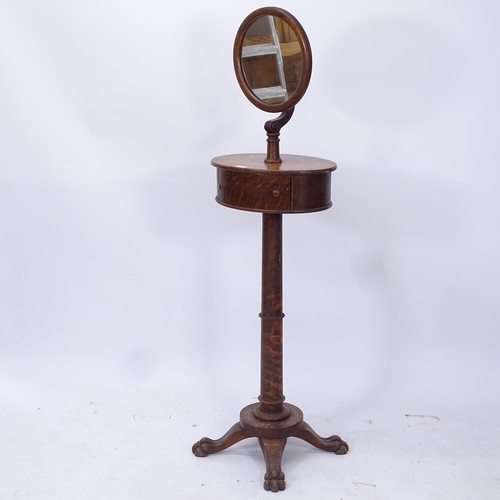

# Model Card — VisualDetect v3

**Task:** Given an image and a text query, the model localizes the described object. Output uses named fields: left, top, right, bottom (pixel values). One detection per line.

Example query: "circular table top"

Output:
left=211, top=154, right=337, bottom=174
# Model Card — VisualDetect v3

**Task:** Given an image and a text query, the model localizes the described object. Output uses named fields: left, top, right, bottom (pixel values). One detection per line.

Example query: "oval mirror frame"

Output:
left=233, top=7, right=312, bottom=113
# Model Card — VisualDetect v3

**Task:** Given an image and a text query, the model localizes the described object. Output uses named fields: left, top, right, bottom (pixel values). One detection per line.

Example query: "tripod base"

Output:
left=192, top=403, right=348, bottom=492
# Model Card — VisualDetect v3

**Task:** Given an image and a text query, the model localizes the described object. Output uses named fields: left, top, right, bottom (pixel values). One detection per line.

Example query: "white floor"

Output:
left=2, top=354, right=498, bottom=500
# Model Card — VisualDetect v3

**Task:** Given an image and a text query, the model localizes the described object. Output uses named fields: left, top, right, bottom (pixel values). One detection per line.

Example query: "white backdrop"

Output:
left=1, top=1, right=499, bottom=498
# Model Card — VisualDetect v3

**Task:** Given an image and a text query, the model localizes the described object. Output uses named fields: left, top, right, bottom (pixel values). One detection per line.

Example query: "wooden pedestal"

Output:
left=192, top=154, right=348, bottom=492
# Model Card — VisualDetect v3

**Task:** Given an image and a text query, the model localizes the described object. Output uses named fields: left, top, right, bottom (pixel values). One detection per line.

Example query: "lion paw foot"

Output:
left=264, top=470, right=286, bottom=492
left=192, top=438, right=212, bottom=457
left=326, top=435, right=349, bottom=455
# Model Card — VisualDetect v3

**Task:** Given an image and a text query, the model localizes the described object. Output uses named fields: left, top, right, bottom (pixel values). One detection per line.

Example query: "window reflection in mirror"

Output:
left=241, top=16, right=303, bottom=105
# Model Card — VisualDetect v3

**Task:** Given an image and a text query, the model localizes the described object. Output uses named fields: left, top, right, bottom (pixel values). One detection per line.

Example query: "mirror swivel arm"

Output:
left=264, top=107, right=295, bottom=165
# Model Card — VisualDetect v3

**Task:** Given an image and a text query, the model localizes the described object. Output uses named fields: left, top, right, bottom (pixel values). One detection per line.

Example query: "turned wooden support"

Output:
left=254, top=213, right=290, bottom=421
left=194, top=154, right=347, bottom=493
left=264, top=108, right=294, bottom=165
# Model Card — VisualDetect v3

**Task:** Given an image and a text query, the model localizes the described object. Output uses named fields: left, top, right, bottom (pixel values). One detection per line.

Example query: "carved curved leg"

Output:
left=292, top=421, right=349, bottom=455
left=192, top=422, right=251, bottom=457
left=259, top=438, right=287, bottom=492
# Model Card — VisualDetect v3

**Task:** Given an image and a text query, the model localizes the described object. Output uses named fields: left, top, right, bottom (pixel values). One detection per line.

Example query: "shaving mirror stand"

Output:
left=192, top=8, right=349, bottom=492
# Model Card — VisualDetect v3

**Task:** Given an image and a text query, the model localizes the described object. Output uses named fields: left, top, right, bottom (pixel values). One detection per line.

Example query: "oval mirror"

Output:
left=233, top=7, right=312, bottom=113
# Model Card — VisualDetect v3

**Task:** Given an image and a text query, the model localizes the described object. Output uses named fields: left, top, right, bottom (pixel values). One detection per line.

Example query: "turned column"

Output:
left=253, top=213, right=290, bottom=421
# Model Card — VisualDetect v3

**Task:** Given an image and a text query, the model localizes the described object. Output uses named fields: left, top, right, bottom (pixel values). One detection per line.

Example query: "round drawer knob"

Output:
left=272, top=190, right=280, bottom=198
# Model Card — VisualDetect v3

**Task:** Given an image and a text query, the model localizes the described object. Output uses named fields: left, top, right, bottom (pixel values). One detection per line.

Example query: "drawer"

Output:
left=213, top=154, right=334, bottom=214
left=217, top=169, right=291, bottom=212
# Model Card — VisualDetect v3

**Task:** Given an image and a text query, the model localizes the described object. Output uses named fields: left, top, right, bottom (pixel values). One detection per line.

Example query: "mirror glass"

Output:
left=241, top=15, right=302, bottom=105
